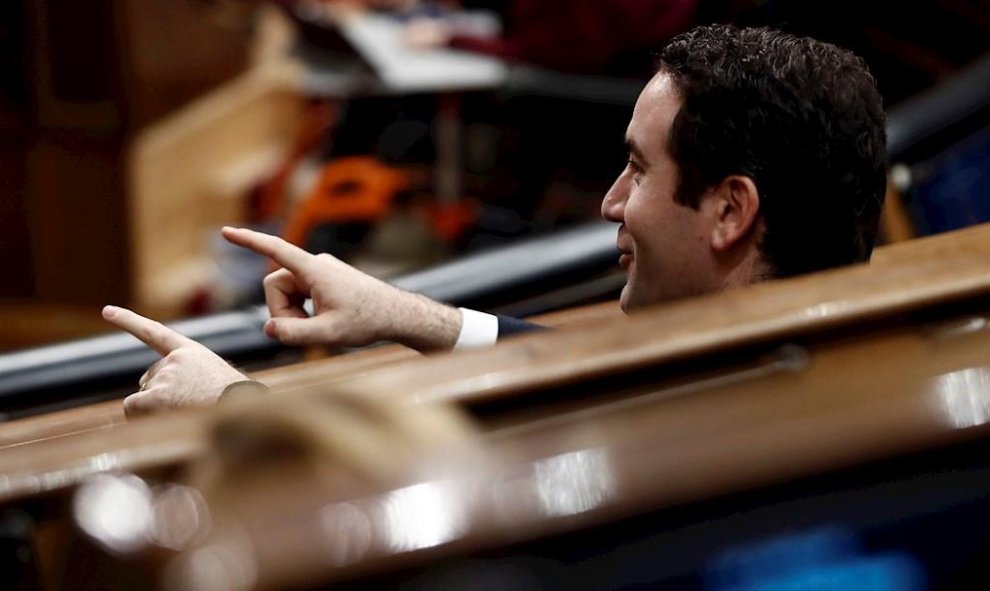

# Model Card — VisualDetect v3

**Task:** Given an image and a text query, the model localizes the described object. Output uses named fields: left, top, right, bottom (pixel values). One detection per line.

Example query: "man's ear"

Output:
left=710, top=175, right=761, bottom=252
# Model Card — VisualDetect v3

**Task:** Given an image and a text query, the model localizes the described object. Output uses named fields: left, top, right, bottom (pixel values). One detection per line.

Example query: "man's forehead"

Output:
left=626, top=73, right=680, bottom=160
left=645, top=70, right=677, bottom=97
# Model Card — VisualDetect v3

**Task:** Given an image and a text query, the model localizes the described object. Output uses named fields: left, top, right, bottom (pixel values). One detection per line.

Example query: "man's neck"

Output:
left=720, top=250, right=774, bottom=291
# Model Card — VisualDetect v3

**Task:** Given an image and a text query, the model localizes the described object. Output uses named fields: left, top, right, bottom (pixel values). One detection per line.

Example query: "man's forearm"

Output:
left=391, top=291, right=464, bottom=352
left=391, top=292, right=545, bottom=352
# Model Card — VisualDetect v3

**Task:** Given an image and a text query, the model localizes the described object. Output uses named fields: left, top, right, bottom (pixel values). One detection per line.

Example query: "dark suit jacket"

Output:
left=496, top=315, right=545, bottom=338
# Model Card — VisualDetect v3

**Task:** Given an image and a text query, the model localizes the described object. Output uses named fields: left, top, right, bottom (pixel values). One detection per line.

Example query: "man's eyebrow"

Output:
left=625, top=138, right=648, bottom=166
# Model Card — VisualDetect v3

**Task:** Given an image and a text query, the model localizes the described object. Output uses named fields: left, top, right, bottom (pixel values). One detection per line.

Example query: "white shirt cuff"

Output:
left=454, top=308, right=499, bottom=349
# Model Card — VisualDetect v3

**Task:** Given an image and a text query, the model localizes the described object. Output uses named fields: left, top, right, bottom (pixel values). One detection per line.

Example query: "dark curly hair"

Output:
left=659, top=25, right=887, bottom=278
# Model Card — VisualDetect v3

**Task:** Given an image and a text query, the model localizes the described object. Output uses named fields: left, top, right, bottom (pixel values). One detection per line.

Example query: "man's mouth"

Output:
left=619, top=252, right=633, bottom=269
left=616, top=227, right=633, bottom=269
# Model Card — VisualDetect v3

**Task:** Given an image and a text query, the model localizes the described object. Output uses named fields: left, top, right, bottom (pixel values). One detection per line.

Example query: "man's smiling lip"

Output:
left=617, top=240, right=633, bottom=269
left=616, top=228, right=633, bottom=269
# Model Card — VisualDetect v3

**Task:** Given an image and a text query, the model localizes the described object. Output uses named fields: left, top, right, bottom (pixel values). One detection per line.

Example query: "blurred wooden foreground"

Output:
left=5, top=223, right=990, bottom=588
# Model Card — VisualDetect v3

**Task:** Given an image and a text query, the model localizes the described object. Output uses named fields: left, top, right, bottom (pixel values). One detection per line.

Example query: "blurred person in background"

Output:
left=272, top=0, right=699, bottom=233
left=403, top=0, right=698, bottom=75
left=274, top=0, right=697, bottom=74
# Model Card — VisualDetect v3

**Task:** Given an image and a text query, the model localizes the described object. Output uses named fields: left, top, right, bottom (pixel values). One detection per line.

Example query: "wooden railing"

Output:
left=8, top=224, right=990, bottom=589
left=6, top=222, right=990, bottom=455
left=4, top=223, right=990, bottom=506
left=55, top=277, right=990, bottom=589
left=0, top=301, right=621, bottom=451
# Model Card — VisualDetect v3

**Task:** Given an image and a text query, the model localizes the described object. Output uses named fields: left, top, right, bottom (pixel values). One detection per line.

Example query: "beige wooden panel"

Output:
left=128, top=70, right=303, bottom=318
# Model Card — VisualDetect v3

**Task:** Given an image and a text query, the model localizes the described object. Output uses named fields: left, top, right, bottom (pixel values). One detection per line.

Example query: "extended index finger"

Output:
left=102, top=305, right=194, bottom=356
left=221, top=226, right=313, bottom=273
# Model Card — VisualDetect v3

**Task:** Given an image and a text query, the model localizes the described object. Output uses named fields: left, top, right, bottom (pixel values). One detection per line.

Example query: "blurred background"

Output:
left=0, top=0, right=988, bottom=352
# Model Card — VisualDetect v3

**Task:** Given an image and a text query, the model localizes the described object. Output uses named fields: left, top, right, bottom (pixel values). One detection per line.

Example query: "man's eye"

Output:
left=627, top=159, right=643, bottom=178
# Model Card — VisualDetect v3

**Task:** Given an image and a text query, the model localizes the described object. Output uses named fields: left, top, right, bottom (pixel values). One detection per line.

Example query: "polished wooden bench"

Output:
left=3, top=222, right=989, bottom=453
left=61, top=291, right=990, bottom=589
left=0, top=301, right=622, bottom=450
left=5, top=223, right=990, bottom=507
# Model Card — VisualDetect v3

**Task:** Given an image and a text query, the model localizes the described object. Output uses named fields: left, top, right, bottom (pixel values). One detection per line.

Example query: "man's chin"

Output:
left=620, top=279, right=667, bottom=313
left=618, top=283, right=635, bottom=313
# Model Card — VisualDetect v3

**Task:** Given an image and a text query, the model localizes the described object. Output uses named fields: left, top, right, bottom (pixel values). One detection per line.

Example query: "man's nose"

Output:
left=601, top=172, right=628, bottom=222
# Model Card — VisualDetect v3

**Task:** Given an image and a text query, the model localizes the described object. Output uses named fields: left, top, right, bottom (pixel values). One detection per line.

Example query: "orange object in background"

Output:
left=424, top=200, right=477, bottom=243
left=254, top=101, right=338, bottom=223
left=282, top=156, right=409, bottom=247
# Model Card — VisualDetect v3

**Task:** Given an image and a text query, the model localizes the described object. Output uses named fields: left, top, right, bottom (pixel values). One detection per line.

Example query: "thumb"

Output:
left=266, top=317, right=336, bottom=346
left=123, top=389, right=160, bottom=418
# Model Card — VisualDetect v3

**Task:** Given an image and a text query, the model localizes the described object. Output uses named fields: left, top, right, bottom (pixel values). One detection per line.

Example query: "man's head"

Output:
left=603, top=25, right=887, bottom=311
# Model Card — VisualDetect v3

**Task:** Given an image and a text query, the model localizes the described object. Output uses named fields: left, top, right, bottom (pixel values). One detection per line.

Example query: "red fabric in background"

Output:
left=449, top=0, right=698, bottom=73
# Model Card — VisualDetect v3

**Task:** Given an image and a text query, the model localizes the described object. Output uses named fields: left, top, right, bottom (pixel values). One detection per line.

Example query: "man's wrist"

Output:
left=393, top=291, right=463, bottom=352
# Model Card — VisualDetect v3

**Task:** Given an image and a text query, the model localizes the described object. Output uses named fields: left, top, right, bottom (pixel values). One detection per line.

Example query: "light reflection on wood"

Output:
left=4, top=224, right=990, bottom=505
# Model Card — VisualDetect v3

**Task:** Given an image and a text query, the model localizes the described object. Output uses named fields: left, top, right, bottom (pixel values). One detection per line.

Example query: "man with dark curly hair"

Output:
left=607, top=25, right=886, bottom=309
left=104, top=25, right=887, bottom=414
